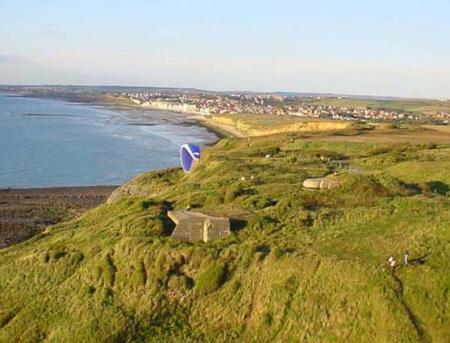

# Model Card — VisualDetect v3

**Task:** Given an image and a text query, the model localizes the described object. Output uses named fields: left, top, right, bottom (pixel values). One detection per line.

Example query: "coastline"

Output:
left=187, top=115, right=237, bottom=139
left=0, top=93, right=234, bottom=249
left=0, top=186, right=116, bottom=249
left=14, top=90, right=240, bottom=139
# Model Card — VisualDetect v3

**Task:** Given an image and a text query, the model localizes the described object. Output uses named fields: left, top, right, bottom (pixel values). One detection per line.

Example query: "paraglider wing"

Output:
left=180, top=143, right=201, bottom=172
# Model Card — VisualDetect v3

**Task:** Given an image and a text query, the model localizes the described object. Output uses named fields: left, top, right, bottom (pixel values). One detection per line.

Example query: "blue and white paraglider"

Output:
left=180, top=143, right=201, bottom=172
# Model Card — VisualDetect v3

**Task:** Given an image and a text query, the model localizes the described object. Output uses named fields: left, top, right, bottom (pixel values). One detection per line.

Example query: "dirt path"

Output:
left=390, top=270, right=427, bottom=342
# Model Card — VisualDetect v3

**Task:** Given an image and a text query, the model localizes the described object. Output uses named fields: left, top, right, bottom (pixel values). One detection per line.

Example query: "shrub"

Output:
left=195, top=262, right=226, bottom=295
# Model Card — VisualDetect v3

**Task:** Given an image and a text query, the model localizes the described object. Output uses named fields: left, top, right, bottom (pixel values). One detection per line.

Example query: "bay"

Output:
left=0, top=93, right=217, bottom=187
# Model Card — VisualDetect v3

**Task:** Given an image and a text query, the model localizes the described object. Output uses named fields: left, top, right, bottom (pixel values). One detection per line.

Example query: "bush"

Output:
left=195, top=262, right=226, bottom=295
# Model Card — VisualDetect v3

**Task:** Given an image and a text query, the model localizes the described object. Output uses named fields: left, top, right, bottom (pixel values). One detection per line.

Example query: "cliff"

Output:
left=0, top=134, right=448, bottom=342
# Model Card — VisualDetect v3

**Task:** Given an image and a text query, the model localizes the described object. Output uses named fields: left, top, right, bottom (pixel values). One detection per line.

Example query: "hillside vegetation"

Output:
left=0, top=134, right=449, bottom=342
left=307, top=97, right=450, bottom=117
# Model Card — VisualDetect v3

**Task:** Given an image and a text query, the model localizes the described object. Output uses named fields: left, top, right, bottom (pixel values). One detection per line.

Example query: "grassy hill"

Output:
left=0, top=133, right=449, bottom=342
left=307, top=97, right=450, bottom=117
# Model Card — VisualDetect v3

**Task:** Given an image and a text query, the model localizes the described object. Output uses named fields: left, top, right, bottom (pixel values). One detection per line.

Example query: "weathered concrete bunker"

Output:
left=303, top=177, right=339, bottom=190
left=167, top=210, right=231, bottom=243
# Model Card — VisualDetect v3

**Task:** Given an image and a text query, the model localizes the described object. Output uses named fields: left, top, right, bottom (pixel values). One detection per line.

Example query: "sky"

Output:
left=0, top=0, right=449, bottom=98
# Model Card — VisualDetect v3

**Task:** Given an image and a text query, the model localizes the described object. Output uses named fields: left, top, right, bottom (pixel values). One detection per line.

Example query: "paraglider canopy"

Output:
left=180, top=143, right=201, bottom=172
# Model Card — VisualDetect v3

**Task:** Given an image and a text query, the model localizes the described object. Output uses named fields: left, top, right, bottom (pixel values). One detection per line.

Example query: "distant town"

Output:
left=1, top=85, right=449, bottom=125
left=122, top=91, right=450, bottom=124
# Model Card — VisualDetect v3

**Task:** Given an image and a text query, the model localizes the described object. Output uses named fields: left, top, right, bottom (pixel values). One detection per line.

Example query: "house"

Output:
left=167, top=210, right=231, bottom=243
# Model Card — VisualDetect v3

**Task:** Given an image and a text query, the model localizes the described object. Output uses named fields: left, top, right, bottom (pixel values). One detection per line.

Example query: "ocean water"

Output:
left=0, top=94, right=217, bottom=188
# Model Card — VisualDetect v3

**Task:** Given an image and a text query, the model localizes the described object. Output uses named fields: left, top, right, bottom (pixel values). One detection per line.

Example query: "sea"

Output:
left=0, top=93, right=217, bottom=188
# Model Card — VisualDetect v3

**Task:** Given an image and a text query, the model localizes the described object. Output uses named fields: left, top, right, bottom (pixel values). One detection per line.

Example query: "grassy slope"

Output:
left=0, top=135, right=449, bottom=342
left=307, top=98, right=450, bottom=116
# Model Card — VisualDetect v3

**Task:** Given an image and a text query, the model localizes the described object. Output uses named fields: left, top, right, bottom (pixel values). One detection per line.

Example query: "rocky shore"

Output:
left=0, top=186, right=116, bottom=248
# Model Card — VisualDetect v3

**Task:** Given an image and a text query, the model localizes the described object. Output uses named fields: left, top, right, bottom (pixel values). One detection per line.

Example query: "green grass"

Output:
left=0, top=134, right=449, bottom=342
left=307, top=97, right=450, bottom=116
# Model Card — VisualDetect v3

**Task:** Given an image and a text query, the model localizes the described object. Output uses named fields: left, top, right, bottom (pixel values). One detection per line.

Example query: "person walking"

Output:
left=404, top=250, right=409, bottom=265
left=387, top=256, right=396, bottom=272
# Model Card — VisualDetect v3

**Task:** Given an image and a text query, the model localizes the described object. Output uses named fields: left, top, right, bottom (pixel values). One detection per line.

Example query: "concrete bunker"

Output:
left=303, top=177, right=340, bottom=190
left=168, top=210, right=231, bottom=243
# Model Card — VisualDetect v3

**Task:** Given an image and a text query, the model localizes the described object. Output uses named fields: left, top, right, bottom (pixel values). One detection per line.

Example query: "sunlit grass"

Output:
left=0, top=133, right=449, bottom=342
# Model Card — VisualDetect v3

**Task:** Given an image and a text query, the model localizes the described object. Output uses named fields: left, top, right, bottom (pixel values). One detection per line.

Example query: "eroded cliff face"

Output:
left=207, top=115, right=355, bottom=137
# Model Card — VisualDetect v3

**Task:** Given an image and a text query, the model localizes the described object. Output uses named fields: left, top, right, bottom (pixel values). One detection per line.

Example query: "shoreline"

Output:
left=187, top=115, right=237, bottom=139
left=1, top=92, right=226, bottom=189
left=0, top=186, right=116, bottom=249
left=0, top=94, right=235, bottom=249
left=13, top=91, right=240, bottom=140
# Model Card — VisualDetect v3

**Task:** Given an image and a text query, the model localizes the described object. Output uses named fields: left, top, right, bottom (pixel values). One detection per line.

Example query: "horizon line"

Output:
left=0, top=83, right=447, bottom=101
